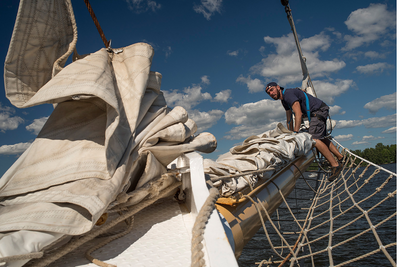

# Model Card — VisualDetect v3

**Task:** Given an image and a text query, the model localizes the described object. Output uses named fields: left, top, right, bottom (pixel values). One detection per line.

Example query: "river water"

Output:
left=238, top=163, right=396, bottom=267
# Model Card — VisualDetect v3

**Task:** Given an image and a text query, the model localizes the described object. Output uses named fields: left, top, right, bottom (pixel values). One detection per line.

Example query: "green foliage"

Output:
left=306, top=143, right=396, bottom=171
left=351, top=143, right=396, bottom=166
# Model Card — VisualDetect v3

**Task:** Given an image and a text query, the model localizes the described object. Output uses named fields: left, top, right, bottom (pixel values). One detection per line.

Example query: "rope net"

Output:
left=240, top=140, right=396, bottom=267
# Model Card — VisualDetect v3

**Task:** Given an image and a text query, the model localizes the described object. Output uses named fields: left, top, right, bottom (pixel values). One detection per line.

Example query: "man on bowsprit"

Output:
left=265, top=82, right=344, bottom=181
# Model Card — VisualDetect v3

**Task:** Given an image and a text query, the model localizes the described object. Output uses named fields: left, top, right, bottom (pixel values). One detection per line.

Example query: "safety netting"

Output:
left=240, top=139, right=396, bottom=267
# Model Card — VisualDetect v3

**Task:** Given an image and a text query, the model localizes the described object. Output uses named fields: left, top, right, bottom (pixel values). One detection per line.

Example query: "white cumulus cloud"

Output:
left=356, top=63, right=394, bottom=74
left=236, top=75, right=264, bottom=93
left=249, top=32, right=346, bottom=86
left=364, top=51, right=386, bottom=59
left=382, top=127, right=396, bottom=134
left=312, top=79, right=355, bottom=105
left=26, top=117, right=49, bottom=135
left=213, top=89, right=231, bottom=103
left=163, top=76, right=228, bottom=132
left=237, top=30, right=355, bottom=98
left=0, top=104, right=24, bottom=132
left=334, top=134, right=353, bottom=142
left=335, top=120, right=363, bottom=129
left=227, top=50, right=239, bottom=56
left=125, top=0, right=161, bottom=13
left=352, top=135, right=384, bottom=146
left=201, top=75, right=210, bottom=85
left=329, top=105, right=344, bottom=116
left=335, top=114, right=396, bottom=129
left=0, top=142, right=31, bottom=155
left=343, top=3, right=396, bottom=51
left=194, top=0, right=222, bottom=20
left=225, top=99, right=285, bottom=127
left=352, top=140, right=368, bottom=145
left=188, top=109, right=224, bottom=132
left=362, top=114, right=396, bottom=129
left=163, top=85, right=212, bottom=111
left=363, top=93, right=396, bottom=114
left=164, top=46, right=172, bottom=58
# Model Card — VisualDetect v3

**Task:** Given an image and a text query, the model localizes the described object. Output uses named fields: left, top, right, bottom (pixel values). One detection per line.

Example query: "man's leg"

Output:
left=314, top=139, right=339, bottom=167
left=322, top=138, right=343, bottom=161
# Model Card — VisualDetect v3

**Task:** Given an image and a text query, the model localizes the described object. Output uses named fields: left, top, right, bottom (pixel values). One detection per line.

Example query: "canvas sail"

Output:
left=0, top=0, right=217, bottom=264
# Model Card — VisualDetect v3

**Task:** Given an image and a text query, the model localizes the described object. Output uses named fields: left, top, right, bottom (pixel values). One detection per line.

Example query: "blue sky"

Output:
left=0, top=0, right=397, bottom=176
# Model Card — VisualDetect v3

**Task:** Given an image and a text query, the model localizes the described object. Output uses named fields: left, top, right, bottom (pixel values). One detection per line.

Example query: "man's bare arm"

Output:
left=291, top=101, right=302, bottom=132
left=286, top=110, right=293, bottom=131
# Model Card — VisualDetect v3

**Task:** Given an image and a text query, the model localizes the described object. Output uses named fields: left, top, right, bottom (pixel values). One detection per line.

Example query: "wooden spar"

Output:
left=281, top=0, right=317, bottom=97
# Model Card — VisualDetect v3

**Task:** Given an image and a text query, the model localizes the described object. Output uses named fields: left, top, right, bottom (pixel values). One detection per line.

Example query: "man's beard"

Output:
left=273, top=90, right=281, bottom=100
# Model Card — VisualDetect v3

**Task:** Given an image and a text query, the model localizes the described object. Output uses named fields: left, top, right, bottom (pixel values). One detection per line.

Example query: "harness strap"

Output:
left=304, top=91, right=311, bottom=121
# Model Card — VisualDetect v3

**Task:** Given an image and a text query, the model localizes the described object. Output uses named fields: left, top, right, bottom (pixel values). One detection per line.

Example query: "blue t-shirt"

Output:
left=281, top=88, right=323, bottom=115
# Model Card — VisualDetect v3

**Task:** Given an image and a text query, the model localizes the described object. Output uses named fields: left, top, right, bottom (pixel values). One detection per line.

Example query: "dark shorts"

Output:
left=308, top=105, right=329, bottom=140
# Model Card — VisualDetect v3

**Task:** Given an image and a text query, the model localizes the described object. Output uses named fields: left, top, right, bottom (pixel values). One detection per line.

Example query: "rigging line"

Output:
left=311, top=149, right=331, bottom=174
left=275, top=189, right=313, bottom=267
left=331, top=138, right=397, bottom=177
left=291, top=181, right=326, bottom=267
left=242, top=195, right=286, bottom=261
left=292, top=155, right=396, bottom=265
left=340, top=165, right=397, bottom=266
left=209, top=167, right=272, bottom=182
left=264, top=181, right=309, bottom=258
left=289, top=145, right=395, bottom=265
left=300, top=167, right=394, bottom=247
left=83, top=0, right=110, bottom=48
left=290, top=163, right=318, bottom=194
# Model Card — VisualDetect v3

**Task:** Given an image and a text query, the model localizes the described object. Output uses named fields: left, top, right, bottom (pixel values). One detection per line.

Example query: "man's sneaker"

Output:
left=328, top=165, right=342, bottom=182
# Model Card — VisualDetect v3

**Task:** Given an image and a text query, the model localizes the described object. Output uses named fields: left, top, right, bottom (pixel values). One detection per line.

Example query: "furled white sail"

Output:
left=205, top=123, right=315, bottom=196
left=0, top=1, right=217, bottom=264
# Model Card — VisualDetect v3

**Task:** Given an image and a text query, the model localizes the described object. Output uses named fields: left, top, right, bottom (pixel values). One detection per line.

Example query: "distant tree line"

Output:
left=351, top=143, right=396, bottom=165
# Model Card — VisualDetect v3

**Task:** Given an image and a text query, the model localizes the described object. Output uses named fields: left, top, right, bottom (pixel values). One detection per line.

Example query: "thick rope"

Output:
left=52, top=0, right=78, bottom=76
left=191, top=187, right=220, bottom=267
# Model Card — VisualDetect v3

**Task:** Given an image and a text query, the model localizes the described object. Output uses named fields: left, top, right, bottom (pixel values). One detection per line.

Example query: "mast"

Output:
left=280, top=0, right=317, bottom=97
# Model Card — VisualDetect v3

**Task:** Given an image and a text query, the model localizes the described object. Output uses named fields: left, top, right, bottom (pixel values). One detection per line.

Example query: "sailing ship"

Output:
left=0, top=1, right=396, bottom=267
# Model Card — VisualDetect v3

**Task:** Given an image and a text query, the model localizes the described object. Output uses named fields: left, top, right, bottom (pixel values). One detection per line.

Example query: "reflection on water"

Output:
left=238, top=163, right=396, bottom=267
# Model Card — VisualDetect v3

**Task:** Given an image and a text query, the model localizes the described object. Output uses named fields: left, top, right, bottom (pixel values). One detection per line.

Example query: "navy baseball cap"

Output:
left=266, top=82, right=283, bottom=90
